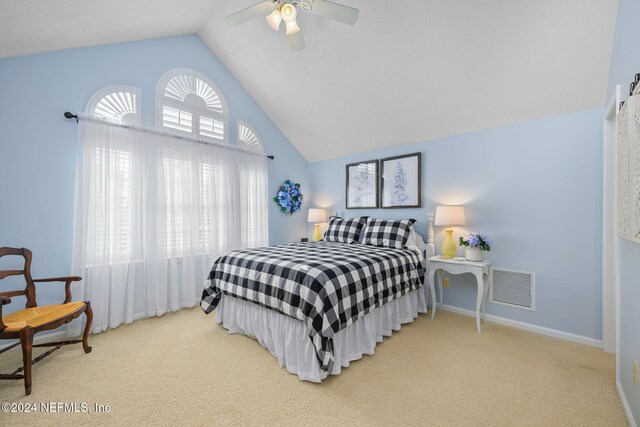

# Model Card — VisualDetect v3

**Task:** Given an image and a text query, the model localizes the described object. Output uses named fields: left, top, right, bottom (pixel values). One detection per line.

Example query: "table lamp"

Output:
left=308, top=208, right=327, bottom=242
left=434, top=206, right=466, bottom=259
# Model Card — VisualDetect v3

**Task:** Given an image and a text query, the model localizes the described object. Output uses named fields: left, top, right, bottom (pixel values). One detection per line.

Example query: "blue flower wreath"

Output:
left=273, top=180, right=303, bottom=215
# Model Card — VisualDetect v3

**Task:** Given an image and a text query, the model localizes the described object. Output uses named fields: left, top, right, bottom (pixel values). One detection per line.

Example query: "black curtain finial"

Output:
left=64, top=112, right=78, bottom=122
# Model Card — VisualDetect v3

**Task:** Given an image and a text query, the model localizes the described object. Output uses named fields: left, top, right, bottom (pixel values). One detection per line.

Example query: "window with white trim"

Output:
left=237, top=120, right=264, bottom=153
left=86, top=86, right=141, bottom=125
left=85, top=86, right=141, bottom=261
left=92, top=147, right=133, bottom=261
left=157, top=68, right=228, bottom=142
left=158, top=156, right=223, bottom=254
left=236, top=121, right=265, bottom=247
left=156, top=69, right=230, bottom=254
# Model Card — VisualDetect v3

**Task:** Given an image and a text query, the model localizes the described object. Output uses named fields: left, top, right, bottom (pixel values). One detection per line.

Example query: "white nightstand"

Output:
left=428, top=256, right=493, bottom=333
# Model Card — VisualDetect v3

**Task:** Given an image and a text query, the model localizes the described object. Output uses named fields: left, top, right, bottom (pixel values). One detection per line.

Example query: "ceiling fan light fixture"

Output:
left=280, top=3, right=297, bottom=22
left=285, top=19, right=300, bottom=35
left=266, top=9, right=283, bottom=30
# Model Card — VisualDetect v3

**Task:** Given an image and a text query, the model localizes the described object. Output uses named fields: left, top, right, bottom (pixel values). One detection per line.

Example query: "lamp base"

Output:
left=312, top=224, right=322, bottom=242
left=441, top=228, right=457, bottom=259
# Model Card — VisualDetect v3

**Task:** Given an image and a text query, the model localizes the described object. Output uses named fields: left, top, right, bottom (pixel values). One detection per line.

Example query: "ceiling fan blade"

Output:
left=288, top=30, right=306, bottom=51
left=309, top=0, right=359, bottom=25
left=223, top=1, right=276, bottom=26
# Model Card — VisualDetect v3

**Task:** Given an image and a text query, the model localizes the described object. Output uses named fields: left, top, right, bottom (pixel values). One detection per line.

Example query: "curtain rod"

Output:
left=64, top=112, right=275, bottom=160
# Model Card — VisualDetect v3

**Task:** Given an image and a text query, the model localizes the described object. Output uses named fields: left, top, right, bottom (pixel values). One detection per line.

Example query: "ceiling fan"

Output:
left=223, top=0, right=359, bottom=51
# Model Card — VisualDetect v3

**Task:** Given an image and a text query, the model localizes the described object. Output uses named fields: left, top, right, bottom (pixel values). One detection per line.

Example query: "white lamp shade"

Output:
left=434, top=205, right=466, bottom=226
left=285, top=19, right=300, bottom=35
left=266, top=10, right=282, bottom=30
left=307, top=208, right=327, bottom=223
left=280, top=3, right=297, bottom=22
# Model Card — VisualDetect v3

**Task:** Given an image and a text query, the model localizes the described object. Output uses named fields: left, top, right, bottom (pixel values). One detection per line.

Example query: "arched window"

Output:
left=237, top=121, right=264, bottom=153
left=86, top=86, right=141, bottom=125
left=156, top=68, right=228, bottom=143
left=84, top=86, right=141, bottom=260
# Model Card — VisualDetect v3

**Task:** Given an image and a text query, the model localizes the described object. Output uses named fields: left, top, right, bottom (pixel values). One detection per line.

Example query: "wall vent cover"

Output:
left=490, top=268, right=535, bottom=310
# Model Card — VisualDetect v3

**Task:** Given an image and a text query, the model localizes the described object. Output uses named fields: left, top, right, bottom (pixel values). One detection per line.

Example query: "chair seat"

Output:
left=2, top=302, right=86, bottom=332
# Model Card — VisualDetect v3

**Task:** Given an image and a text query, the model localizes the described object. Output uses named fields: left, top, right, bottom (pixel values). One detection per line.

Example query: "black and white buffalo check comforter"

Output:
left=201, top=241, right=425, bottom=373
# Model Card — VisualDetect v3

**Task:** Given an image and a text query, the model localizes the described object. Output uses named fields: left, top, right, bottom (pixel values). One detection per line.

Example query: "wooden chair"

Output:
left=0, top=247, right=92, bottom=395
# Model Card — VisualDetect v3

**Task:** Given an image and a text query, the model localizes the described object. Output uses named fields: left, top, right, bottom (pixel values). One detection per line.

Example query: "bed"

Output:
left=201, top=219, right=435, bottom=382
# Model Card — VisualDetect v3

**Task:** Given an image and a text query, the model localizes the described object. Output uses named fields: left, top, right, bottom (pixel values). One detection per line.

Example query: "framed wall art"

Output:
left=345, top=159, right=379, bottom=209
left=380, top=152, right=422, bottom=209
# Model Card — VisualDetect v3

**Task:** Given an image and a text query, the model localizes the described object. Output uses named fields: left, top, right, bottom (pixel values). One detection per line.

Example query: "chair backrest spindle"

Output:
left=0, top=247, right=37, bottom=308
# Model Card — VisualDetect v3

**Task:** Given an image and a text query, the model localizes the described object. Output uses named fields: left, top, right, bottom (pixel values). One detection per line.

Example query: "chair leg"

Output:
left=20, top=327, right=34, bottom=396
left=82, top=302, right=93, bottom=354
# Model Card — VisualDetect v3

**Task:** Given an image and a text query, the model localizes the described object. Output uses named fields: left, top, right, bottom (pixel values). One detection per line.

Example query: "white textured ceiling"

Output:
left=200, top=0, right=618, bottom=161
left=0, top=0, right=217, bottom=58
left=0, top=1, right=618, bottom=162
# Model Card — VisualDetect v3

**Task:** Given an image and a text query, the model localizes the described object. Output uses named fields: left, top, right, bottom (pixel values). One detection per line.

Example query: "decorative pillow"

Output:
left=361, top=218, right=417, bottom=248
left=323, top=216, right=367, bottom=244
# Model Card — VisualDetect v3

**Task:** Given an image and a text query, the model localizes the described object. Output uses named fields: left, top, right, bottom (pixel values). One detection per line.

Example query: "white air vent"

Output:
left=490, top=268, right=535, bottom=310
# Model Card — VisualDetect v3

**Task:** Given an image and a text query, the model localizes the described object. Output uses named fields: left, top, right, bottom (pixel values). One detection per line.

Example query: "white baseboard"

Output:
left=617, top=381, right=638, bottom=427
left=441, top=304, right=603, bottom=348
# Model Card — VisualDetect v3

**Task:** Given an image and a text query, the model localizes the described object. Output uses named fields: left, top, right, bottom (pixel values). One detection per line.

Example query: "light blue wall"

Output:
left=310, top=108, right=603, bottom=340
left=606, top=0, right=640, bottom=421
left=0, top=35, right=309, bottom=311
left=606, top=0, right=640, bottom=101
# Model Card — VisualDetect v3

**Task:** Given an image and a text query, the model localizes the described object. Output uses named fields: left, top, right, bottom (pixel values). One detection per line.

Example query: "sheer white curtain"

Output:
left=71, top=117, right=268, bottom=333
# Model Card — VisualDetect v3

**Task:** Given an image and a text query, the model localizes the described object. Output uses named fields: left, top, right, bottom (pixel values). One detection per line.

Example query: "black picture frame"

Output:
left=345, top=159, right=379, bottom=209
left=380, top=152, right=422, bottom=209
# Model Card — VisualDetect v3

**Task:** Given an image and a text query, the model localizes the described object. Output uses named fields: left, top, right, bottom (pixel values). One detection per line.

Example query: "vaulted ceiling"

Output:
left=0, top=0, right=216, bottom=58
left=0, top=1, right=619, bottom=162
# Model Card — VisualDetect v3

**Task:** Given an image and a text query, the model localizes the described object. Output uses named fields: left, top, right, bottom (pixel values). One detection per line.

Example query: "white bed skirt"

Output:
left=215, top=286, right=430, bottom=382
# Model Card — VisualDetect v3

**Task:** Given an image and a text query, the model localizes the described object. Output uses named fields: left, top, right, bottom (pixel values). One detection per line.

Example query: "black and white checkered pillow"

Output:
left=323, top=216, right=367, bottom=244
left=361, top=218, right=416, bottom=248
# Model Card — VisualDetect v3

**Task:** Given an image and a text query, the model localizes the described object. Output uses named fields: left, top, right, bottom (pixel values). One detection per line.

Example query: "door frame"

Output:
left=602, top=85, right=621, bottom=356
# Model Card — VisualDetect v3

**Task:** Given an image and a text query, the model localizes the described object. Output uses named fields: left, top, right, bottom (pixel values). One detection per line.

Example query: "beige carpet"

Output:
left=0, top=308, right=627, bottom=426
